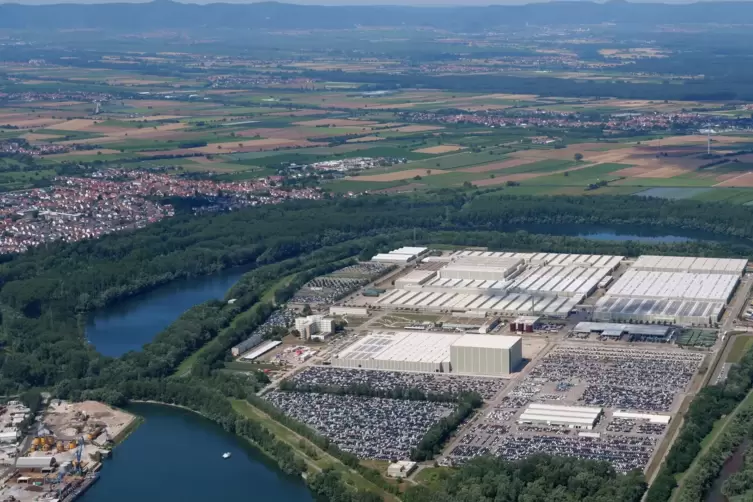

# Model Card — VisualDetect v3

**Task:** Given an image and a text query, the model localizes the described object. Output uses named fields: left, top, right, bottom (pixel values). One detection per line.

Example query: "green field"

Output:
left=727, top=335, right=753, bottom=363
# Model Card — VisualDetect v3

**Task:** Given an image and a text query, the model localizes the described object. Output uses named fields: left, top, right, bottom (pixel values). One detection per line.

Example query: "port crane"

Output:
left=73, top=436, right=84, bottom=474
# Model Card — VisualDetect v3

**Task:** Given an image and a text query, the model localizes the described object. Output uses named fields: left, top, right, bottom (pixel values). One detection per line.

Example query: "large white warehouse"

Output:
left=450, top=334, right=522, bottom=376
left=332, top=331, right=522, bottom=376
left=371, top=250, right=625, bottom=318
left=631, top=255, right=747, bottom=275
left=518, top=403, right=603, bottom=430
left=593, top=255, right=746, bottom=325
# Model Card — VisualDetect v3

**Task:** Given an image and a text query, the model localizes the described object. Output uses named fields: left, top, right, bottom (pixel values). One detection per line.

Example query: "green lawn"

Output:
left=727, top=335, right=753, bottom=363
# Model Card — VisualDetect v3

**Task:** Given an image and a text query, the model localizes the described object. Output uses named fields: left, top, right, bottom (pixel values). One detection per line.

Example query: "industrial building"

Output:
left=329, top=306, right=369, bottom=317
left=371, top=246, right=428, bottom=264
left=333, top=331, right=456, bottom=373
left=231, top=333, right=263, bottom=357
left=450, top=335, right=522, bottom=376
left=395, top=270, right=437, bottom=288
left=15, top=457, right=56, bottom=471
left=573, top=322, right=673, bottom=342
left=332, top=331, right=522, bottom=376
left=631, top=255, right=747, bottom=275
left=439, top=255, right=523, bottom=281
left=510, top=316, right=541, bottom=333
left=450, top=250, right=623, bottom=271
left=368, top=250, right=625, bottom=318
left=240, top=340, right=282, bottom=361
left=376, top=287, right=582, bottom=318
left=593, top=256, right=745, bottom=325
left=387, top=461, right=417, bottom=478
left=518, top=403, right=603, bottom=430
left=612, top=411, right=671, bottom=425
left=295, top=315, right=335, bottom=341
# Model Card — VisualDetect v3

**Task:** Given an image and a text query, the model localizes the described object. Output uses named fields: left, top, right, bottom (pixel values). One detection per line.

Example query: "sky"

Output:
left=0, top=0, right=727, bottom=4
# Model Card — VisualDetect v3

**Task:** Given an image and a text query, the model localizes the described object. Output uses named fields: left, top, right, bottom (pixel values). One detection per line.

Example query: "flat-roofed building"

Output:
left=632, top=255, right=747, bottom=275
left=518, top=403, right=603, bottom=430
left=450, top=334, right=522, bottom=376
left=332, top=331, right=458, bottom=373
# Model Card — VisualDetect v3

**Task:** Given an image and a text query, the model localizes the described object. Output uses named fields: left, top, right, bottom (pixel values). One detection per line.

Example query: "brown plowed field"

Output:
left=715, top=171, right=753, bottom=187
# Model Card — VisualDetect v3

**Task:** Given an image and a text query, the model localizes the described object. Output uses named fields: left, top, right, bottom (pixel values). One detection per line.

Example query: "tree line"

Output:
left=646, top=339, right=753, bottom=501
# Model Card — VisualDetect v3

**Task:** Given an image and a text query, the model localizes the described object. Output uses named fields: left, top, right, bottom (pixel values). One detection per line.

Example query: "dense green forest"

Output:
left=404, top=456, right=646, bottom=502
left=646, top=341, right=753, bottom=502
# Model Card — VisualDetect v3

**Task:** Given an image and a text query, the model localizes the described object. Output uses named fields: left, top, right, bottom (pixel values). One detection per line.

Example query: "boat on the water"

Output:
left=222, top=452, right=231, bottom=459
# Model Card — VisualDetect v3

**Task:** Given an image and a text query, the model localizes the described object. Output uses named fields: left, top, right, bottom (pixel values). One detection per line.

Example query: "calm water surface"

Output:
left=79, top=403, right=312, bottom=502
left=86, top=267, right=248, bottom=357
left=499, top=223, right=748, bottom=245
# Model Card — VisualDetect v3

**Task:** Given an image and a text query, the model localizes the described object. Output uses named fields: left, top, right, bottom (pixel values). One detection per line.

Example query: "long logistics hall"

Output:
left=593, top=255, right=746, bottom=325
left=372, top=251, right=623, bottom=318
left=355, top=250, right=747, bottom=326
left=332, top=331, right=522, bottom=376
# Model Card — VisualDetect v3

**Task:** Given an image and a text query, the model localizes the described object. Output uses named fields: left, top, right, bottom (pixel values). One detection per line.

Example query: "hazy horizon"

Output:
left=0, top=0, right=740, bottom=5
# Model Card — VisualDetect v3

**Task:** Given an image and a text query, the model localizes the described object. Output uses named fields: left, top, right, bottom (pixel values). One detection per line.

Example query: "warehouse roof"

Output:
left=450, top=334, right=521, bottom=350
left=518, top=403, right=603, bottom=426
left=335, top=332, right=459, bottom=365
left=606, top=269, right=738, bottom=302
left=632, top=255, right=747, bottom=274
left=574, top=322, right=670, bottom=336
left=16, top=456, right=56, bottom=469
left=613, top=411, right=671, bottom=424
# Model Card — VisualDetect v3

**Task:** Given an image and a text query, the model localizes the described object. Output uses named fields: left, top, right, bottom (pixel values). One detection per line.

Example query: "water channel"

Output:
left=78, top=403, right=312, bottom=502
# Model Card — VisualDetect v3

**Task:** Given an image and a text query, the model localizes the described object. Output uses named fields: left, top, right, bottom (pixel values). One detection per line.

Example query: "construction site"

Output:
left=0, top=400, right=137, bottom=502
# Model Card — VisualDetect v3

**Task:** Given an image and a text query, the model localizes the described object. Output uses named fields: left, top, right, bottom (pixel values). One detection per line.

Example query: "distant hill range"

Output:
left=1, top=0, right=752, bottom=31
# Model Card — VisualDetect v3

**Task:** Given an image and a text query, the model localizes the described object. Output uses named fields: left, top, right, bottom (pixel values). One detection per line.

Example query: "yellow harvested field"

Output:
left=56, top=122, right=189, bottom=145
left=106, top=78, right=169, bottom=85
left=22, top=133, right=61, bottom=142
left=294, top=118, right=377, bottom=127
left=187, top=138, right=296, bottom=153
left=350, top=169, right=431, bottom=182
left=124, top=115, right=186, bottom=122
left=413, top=145, right=465, bottom=154
left=0, top=118, right=65, bottom=128
left=346, top=136, right=385, bottom=143
left=473, top=162, right=596, bottom=186
left=26, top=101, right=85, bottom=108
left=392, top=125, right=443, bottom=133
left=53, top=119, right=98, bottom=131
left=46, top=149, right=123, bottom=158
left=643, top=134, right=746, bottom=147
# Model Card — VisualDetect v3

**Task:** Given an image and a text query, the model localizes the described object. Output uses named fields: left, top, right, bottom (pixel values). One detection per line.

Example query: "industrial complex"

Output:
left=233, top=246, right=752, bottom=478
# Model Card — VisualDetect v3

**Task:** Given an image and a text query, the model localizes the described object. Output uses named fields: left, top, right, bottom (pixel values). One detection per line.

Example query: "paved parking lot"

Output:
left=442, top=343, right=703, bottom=472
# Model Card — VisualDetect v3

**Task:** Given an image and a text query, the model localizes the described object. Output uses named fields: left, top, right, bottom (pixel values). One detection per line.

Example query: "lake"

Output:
left=499, top=223, right=748, bottom=245
left=79, top=403, right=312, bottom=502
left=86, top=267, right=249, bottom=357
